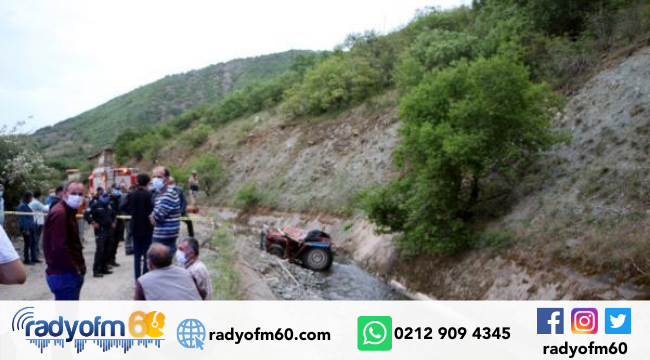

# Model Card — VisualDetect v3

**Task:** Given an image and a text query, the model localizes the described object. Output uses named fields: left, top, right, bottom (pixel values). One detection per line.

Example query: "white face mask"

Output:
left=175, top=250, right=187, bottom=264
left=65, top=195, right=83, bottom=209
left=153, top=178, right=165, bottom=190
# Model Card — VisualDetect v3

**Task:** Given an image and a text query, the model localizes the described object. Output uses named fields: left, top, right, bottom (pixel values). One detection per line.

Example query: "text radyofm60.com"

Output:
left=208, top=327, right=330, bottom=344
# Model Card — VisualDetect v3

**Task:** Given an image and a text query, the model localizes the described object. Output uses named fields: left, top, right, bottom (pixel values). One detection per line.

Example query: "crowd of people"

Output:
left=0, top=166, right=212, bottom=301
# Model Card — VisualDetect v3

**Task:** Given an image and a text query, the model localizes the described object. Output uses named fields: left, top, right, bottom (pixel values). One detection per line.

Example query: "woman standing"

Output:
left=187, top=170, right=199, bottom=207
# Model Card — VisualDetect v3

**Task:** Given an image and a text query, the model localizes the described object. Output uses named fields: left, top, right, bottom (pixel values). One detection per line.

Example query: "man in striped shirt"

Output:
left=150, top=166, right=181, bottom=254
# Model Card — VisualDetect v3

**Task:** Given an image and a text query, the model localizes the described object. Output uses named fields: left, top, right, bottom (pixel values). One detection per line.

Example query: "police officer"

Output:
left=107, top=184, right=123, bottom=268
left=84, top=188, right=115, bottom=278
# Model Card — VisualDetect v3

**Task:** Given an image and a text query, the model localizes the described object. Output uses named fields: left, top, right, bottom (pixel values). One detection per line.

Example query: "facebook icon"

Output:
left=537, top=308, right=564, bottom=334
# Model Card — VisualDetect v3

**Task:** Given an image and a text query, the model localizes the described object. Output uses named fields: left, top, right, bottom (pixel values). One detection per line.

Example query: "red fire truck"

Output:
left=86, top=149, right=139, bottom=194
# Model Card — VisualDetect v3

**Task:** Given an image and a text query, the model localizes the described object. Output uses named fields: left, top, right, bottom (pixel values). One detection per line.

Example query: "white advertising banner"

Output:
left=0, top=301, right=646, bottom=360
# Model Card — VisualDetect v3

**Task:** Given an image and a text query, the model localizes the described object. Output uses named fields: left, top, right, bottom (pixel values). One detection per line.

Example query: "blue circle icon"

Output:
left=177, top=319, right=206, bottom=349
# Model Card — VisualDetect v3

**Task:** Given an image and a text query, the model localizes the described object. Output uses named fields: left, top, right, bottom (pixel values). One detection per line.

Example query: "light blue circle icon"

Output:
left=177, top=319, right=206, bottom=349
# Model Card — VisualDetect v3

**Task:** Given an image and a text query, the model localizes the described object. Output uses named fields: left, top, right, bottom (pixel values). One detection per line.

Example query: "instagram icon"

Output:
left=571, top=308, right=598, bottom=334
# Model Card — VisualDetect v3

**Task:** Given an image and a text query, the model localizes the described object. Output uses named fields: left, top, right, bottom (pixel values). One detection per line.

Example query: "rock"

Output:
left=566, top=238, right=581, bottom=248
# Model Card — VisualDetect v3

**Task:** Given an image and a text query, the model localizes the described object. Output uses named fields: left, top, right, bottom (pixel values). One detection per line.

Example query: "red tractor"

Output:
left=260, top=225, right=334, bottom=271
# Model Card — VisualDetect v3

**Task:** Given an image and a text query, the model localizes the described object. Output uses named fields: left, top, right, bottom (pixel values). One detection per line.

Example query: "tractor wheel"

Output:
left=302, top=247, right=332, bottom=271
left=268, top=244, right=285, bottom=258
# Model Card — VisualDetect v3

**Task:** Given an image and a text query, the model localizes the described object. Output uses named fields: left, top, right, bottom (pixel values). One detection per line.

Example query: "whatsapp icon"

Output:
left=357, top=316, right=392, bottom=351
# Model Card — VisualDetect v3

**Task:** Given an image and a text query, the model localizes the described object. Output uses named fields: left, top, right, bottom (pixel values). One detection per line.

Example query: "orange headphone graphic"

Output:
left=151, top=311, right=161, bottom=328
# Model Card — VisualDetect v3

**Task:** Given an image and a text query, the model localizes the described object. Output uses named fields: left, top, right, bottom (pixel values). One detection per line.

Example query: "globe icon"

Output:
left=177, top=319, right=206, bottom=349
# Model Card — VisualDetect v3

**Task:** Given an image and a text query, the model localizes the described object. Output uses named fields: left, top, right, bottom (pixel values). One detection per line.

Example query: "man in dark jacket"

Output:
left=84, top=188, right=115, bottom=278
left=43, top=181, right=87, bottom=300
left=120, top=185, right=136, bottom=255
left=107, top=185, right=123, bottom=267
left=18, top=192, right=38, bottom=264
left=126, top=174, right=154, bottom=279
left=48, top=185, right=64, bottom=210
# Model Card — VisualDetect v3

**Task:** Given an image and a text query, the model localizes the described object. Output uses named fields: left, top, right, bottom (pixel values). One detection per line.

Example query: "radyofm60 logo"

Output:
left=12, top=307, right=166, bottom=353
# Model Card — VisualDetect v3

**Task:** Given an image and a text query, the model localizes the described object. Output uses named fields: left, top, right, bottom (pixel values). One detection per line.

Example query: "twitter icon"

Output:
left=605, top=308, right=631, bottom=334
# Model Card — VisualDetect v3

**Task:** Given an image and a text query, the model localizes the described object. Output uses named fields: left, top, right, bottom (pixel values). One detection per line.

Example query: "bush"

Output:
left=470, top=0, right=533, bottom=57
left=282, top=54, right=384, bottom=116
left=187, top=154, right=225, bottom=197
left=168, top=164, right=190, bottom=188
left=395, top=30, right=479, bottom=88
left=0, top=124, right=53, bottom=207
left=340, top=31, right=400, bottom=87
left=402, top=6, right=473, bottom=39
left=526, top=35, right=595, bottom=91
left=234, top=183, right=262, bottom=211
left=205, top=73, right=298, bottom=127
left=181, top=124, right=211, bottom=148
left=364, top=55, right=559, bottom=254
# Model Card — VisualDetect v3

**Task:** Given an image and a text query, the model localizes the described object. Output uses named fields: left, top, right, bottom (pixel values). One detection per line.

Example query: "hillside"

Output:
left=146, top=45, right=650, bottom=300
left=33, top=50, right=311, bottom=160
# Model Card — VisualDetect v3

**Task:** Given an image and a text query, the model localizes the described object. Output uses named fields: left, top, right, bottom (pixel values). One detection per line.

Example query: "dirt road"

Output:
left=0, top=218, right=207, bottom=301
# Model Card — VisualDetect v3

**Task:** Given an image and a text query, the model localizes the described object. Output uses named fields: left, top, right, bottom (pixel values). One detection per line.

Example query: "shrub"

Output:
left=168, top=164, right=190, bottom=188
left=205, top=73, right=297, bottom=127
left=187, top=154, right=225, bottom=197
left=234, top=183, right=262, bottom=211
left=282, top=54, right=384, bottom=116
left=395, top=30, right=479, bottom=88
left=181, top=124, right=211, bottom=148
left=0, top=124, right=53, bottom=207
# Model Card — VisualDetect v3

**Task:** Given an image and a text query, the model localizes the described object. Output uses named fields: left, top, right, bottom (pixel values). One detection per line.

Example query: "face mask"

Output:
left=113, top=189, right=120, bottom=196
left=153, top=178, right=165, bottom=190
left=101, top=196, right=110, bottom=204
left=175, top=250, right=187, bottom=264
left=66, top=195, right=83, bottom=209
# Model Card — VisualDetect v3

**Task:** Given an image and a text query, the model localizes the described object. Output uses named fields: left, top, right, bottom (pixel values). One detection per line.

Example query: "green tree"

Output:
left=364, top=55, right=559, bottom=254
left=187, top=154, right=225, bottom=197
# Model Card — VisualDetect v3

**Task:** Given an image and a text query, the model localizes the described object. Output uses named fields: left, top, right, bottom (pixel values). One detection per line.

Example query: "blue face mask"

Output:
left=113, top=189, right=120, bottom=196
left=101, top=196, right=110, bottom=204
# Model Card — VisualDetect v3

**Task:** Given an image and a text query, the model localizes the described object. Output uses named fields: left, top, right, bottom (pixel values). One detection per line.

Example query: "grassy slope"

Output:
left=34, top=50, right=311, bottom=160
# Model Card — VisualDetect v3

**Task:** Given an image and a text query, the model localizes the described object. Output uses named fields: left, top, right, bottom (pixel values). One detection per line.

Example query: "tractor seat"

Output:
left=304, top=230, right=329, bottom=242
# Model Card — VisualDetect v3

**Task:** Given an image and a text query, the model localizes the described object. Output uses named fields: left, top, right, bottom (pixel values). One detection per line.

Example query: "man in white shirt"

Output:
left=29, top=190, right=48, bottom=260
left=0, top=225, right=26, bottom=285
